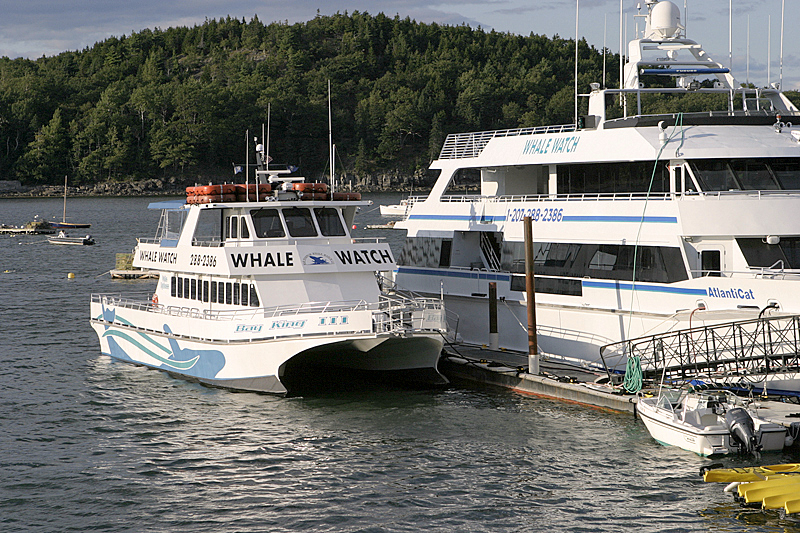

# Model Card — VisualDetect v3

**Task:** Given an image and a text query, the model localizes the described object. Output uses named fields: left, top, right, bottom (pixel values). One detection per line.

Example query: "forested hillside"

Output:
left=0, top=12, right=617, bottom=188
left=2, top=12, right=796, bottom=190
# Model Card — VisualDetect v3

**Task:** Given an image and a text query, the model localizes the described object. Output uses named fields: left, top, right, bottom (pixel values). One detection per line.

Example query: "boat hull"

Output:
left=89, top=300, right=446, bottom=395
left=49, top=222, right=91, bottom=229
left=636, top=397, right=786, bottom=456
left=48, top=236, right=94, bottom=245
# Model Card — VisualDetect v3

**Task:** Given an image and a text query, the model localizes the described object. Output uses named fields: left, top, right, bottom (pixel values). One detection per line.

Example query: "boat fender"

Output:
left=725, top=408, right=757, bottom=455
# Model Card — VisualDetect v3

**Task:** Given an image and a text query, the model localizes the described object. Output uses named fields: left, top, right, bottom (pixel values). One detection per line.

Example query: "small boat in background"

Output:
left=48, top=230, right=95, bottom=245
left=379, top=198, right=410, bottom=217
left=636, top=385, right=789, bottom=457
left=50, top=176, right=91, bottom=229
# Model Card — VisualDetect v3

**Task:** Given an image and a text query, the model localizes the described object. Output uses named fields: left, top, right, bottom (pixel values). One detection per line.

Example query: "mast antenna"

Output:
left=328, top=79, right=335, bottom=193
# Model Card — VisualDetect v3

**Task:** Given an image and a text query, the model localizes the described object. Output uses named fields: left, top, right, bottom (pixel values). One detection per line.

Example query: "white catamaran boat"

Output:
left=394, top=1, right=800, bottom=377
left=89, top=162, right=448, bottom=395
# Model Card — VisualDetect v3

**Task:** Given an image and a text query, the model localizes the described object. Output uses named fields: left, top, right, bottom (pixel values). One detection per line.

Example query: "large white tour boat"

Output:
left=90, top=167, right=448, bottom=395
left=394, top=0, right=800, bottom=376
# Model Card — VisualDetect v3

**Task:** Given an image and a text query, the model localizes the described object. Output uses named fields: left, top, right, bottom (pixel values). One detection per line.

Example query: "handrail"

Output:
left=599, top=313, right=800, bottom=390
left=91, top=292, right=447, bottom=336
left=439, top=124, right=577, bottom=160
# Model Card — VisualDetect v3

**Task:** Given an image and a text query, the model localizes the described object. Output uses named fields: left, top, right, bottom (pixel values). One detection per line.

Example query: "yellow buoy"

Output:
left=68, top=272, right=75, bottom=279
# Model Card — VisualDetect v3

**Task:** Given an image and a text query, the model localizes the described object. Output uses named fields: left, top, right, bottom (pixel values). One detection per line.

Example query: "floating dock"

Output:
left=110, top=269, right=157, bottom=279
left=441, top=345, right=800, bottom=429
left=0, top=226, right=55, bottom=235
left=441, top=346, right=636, bottom=413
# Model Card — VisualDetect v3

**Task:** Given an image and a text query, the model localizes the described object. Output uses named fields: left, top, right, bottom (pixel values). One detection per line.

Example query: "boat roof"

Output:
left=148, top=200, right=186, bottom=210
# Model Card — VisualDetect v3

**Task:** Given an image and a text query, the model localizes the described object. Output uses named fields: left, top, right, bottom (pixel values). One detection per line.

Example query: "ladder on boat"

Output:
left=600, top=314, right=800, bottom=388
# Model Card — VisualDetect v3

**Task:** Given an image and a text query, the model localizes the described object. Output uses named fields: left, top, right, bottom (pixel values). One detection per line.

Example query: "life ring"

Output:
left=331, top=192, right=362, bottom=201
left=195, top=194, right=236, bottom=204
left=197, top=184, right=236, bottom=195
left=235, top=192, right=270, bottom=202
left=235, top=183, right=272, bottom=194
left=292, top=182, right=328, bottom=193
left=299, top=191, right=329, bottom=201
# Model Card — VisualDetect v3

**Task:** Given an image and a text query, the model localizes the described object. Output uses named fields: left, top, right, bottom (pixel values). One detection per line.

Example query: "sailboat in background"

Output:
left=50, top=176, right=91, bottom=229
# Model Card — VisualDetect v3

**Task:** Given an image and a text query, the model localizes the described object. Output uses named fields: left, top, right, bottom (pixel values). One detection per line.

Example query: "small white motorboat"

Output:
left=636, top=386, right=788, bottom=457
left=48, top=231, right=95, bottom=245
left=379, top=199, right=410, bottom=217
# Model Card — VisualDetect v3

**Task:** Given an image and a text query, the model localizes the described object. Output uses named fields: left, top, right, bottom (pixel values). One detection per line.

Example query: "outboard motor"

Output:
left=725, top=408, right=759, bottom=456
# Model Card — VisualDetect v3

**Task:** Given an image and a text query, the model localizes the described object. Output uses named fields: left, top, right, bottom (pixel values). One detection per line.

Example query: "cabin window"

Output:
left=202, top=281, right=209, bottom=302
left=314, top=208, right=346, bottom=236
left=190, top=279, right=197, bottom=300
left=225, top=282, right=233, bottom=304
left=690, top=158, right=800, bottom=191
left=770, top=159, right=800, bottom=189
left=510, top=274, right=583, bottom=296
left=193, top=209, right=223, bottom=246
left=250, top=209, right=285, bottom=238
left=233, top=282, right=240, bottom=305
left=217, top=282, right=225, bottom=304
left=283, top=207, right=317, bottom=237
left=500, top=241, right=688, bottom=283
left=730, top=160, right=779, bottom=190
left=211, top=281, right=217, bottom=303
left=229, top=216, right=239, bottom=239
left=183, top=278, right=190, bottom=299
left=171, top=276, right=177, bottom=297
left=700, top=250, right=721, bottom=277
left=239, top=217, right=250, bottom=239
left=557, top=160, right=668, bottom=194
left=737, top=237, right=800, bottom=270
left=250, top=285, right=260, bottom=307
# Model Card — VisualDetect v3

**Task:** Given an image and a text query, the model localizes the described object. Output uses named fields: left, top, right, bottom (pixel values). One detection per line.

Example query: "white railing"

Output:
left=438, top=192, right=675, bottom=203
left=91, top=292, right=447, bottom=336
left=438, top=124, right=576, bottom=160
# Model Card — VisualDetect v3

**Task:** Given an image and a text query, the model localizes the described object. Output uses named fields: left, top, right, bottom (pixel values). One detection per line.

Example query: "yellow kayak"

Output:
left=737, top=475, right=800, bottom=495
left=786, top=498, right=800, bottom=515
left=740, top=480, right=800, bottom=504
left=702, top=463, right=800, bottom=483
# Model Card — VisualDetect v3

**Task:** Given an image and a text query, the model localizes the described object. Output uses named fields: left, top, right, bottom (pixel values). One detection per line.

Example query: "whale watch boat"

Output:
left=89, top=152, right=448, bottom=395
left=394, top=0, right=800, bottom=377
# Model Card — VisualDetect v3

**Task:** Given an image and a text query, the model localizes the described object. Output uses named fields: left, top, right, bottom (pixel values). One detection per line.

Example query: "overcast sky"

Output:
left=1, top=0, right=798, bottom=89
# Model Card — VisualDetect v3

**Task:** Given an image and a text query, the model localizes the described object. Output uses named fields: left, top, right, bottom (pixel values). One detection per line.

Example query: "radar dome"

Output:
left=647, top=1, right=682, bottom=39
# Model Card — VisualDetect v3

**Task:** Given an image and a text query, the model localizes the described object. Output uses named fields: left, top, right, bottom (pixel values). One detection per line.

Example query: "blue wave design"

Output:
left=102, top=329, right=200, bottom=370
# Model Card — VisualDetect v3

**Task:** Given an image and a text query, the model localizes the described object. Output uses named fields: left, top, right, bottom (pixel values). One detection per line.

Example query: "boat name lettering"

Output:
left=507, top=207, right=563, bottom=223
left=235, top=324, right=262, bottom=333
left=334, top=248, right=393, bottom=265
left=138, top=250, right=178, bottom=264
left=189, top=254, right=217, bottom=267
left=270, top=319, right=306, bottom=330
left=707, top=287, right=755, bottom=300
left=319, top=316, right=349, bottom=326
left=522, top=135, right=580, bottom=156
left=230, top=251, right=294, bottom=269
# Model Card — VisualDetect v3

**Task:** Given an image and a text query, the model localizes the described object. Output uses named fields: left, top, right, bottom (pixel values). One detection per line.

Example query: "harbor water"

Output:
left=1, top=194, right=798, bottom=532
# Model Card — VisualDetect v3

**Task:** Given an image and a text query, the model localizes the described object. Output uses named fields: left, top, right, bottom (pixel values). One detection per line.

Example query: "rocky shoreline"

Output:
left=0, top=172, right=433, bottom=199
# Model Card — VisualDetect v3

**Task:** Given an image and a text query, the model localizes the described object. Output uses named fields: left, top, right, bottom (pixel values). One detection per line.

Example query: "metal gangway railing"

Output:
left=599, top=313, right=800, bottom=384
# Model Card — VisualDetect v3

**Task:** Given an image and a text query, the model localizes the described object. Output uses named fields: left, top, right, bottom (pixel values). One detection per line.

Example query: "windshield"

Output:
left=690, top=158, right=800, bottom=191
